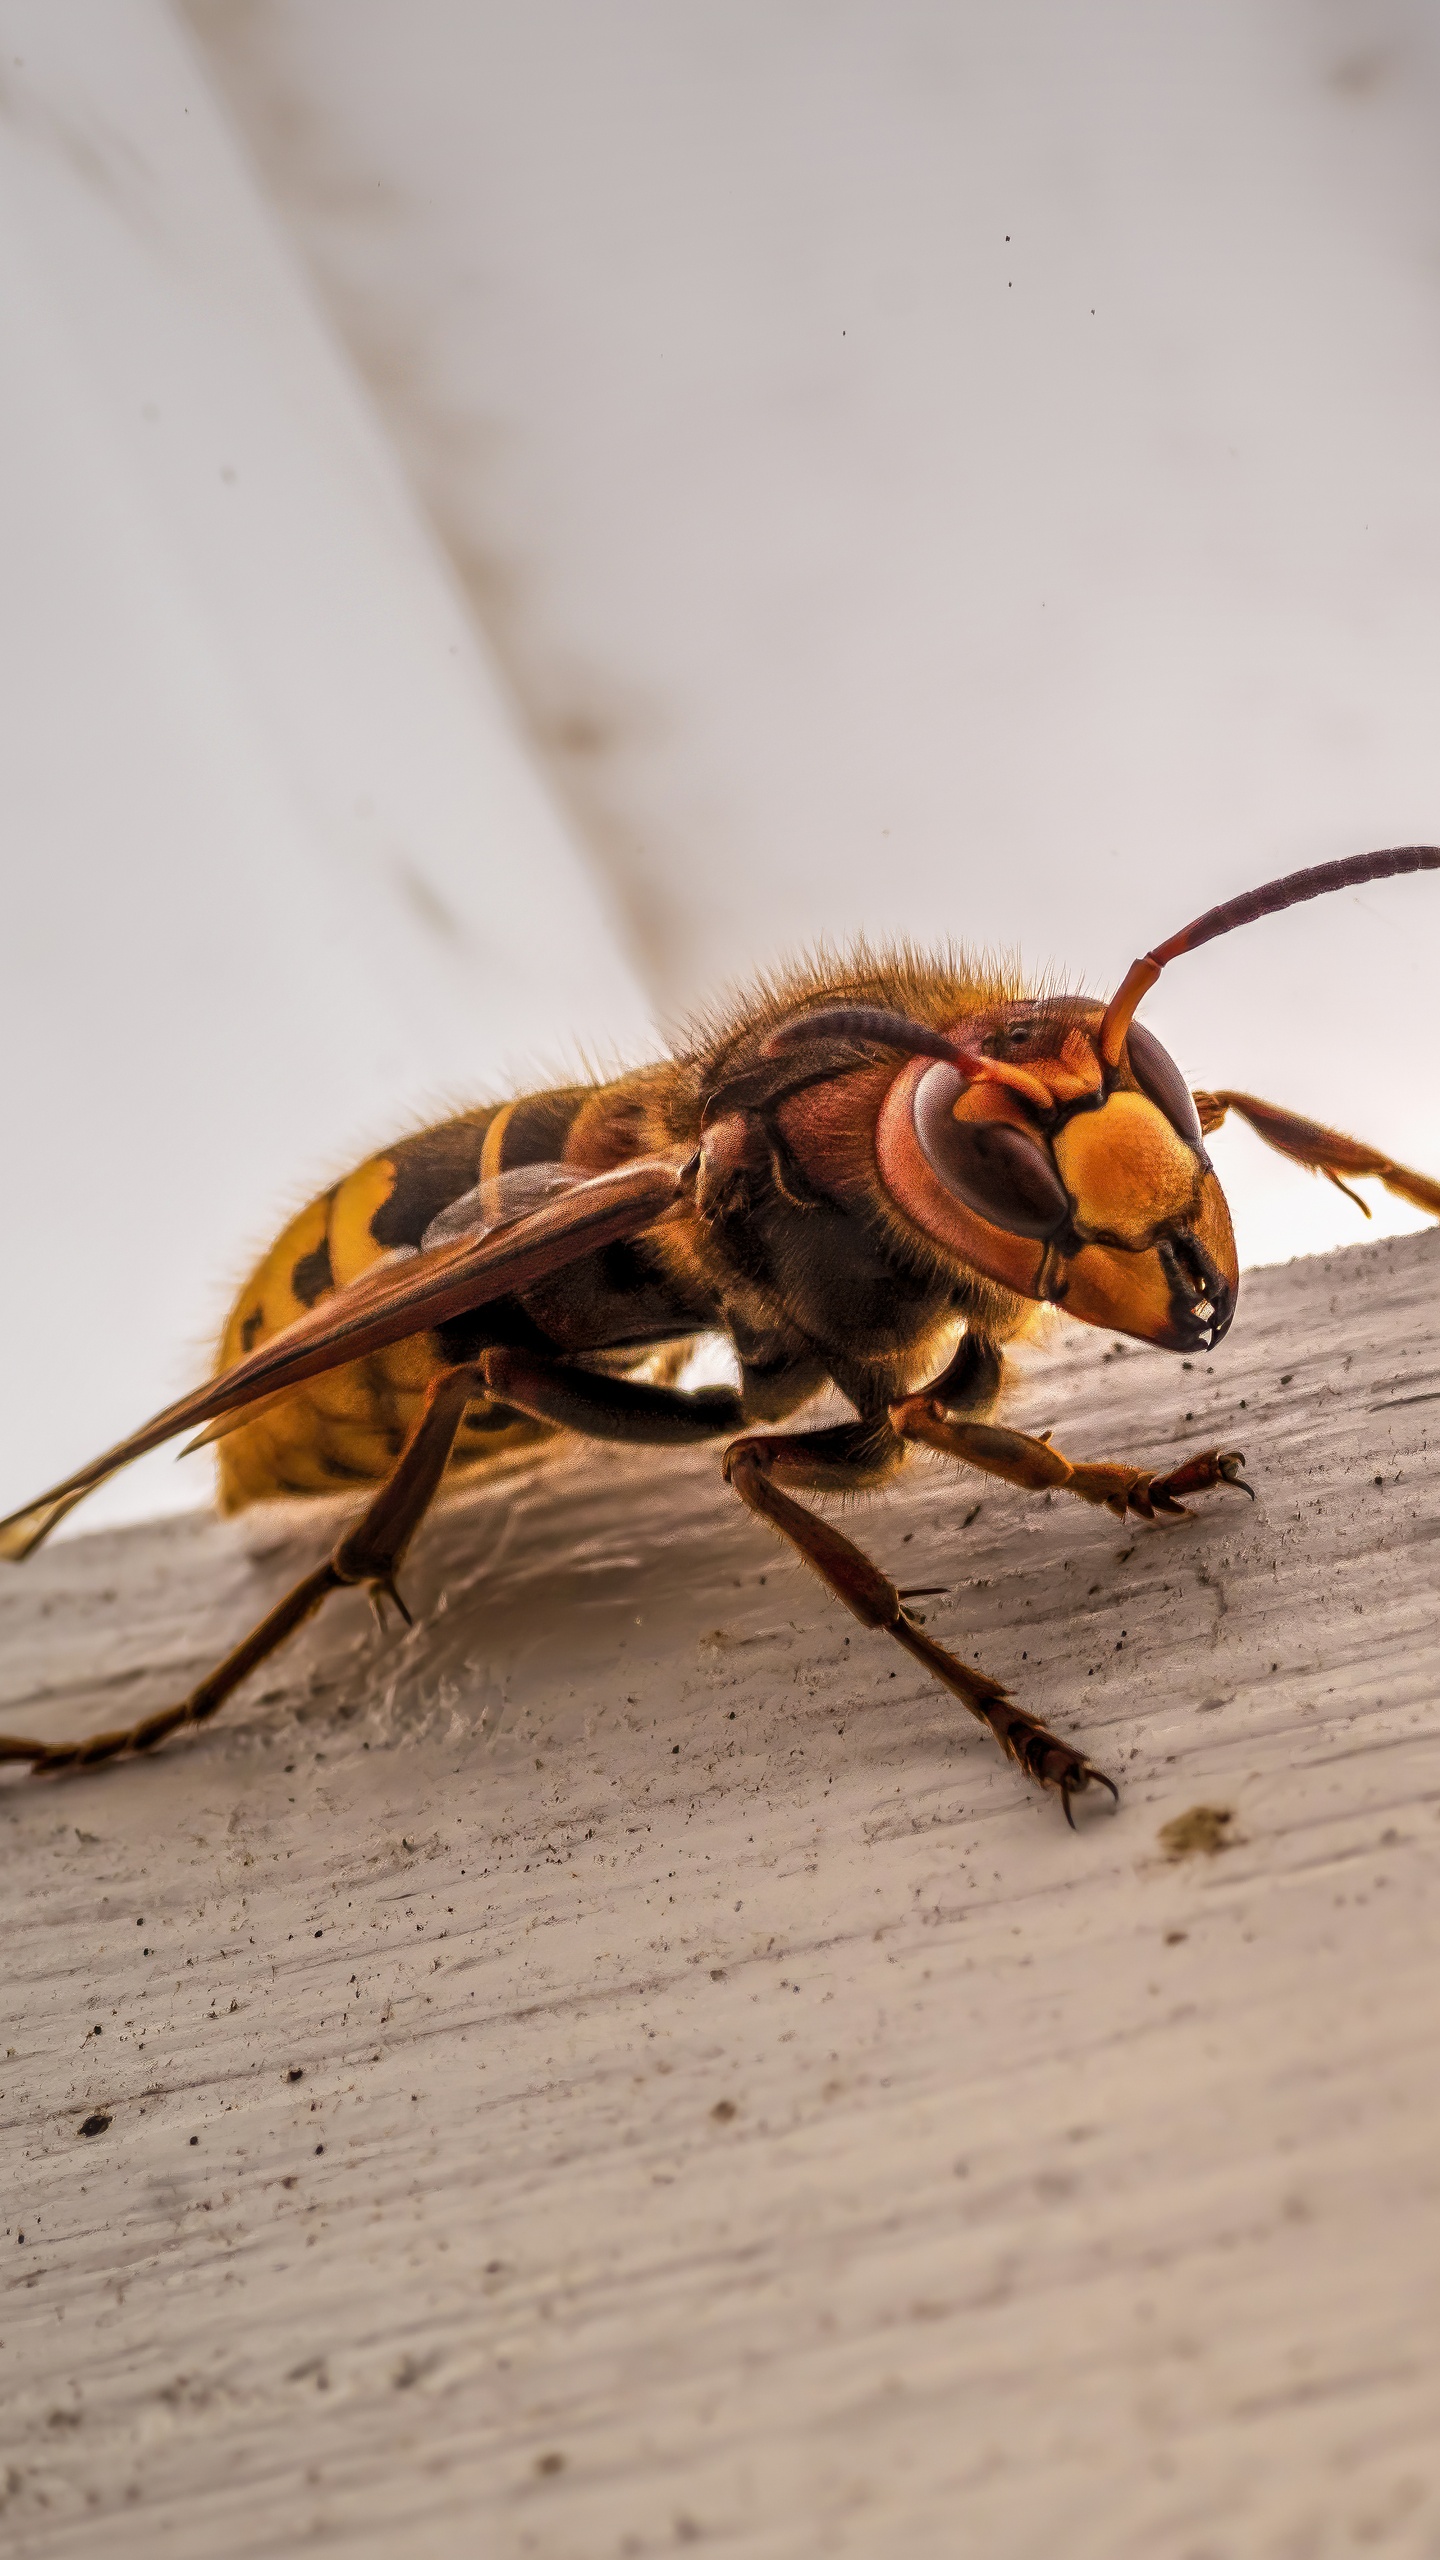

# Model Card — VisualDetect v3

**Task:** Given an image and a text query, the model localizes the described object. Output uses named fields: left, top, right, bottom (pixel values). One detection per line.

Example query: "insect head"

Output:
left=759, top=846, right=1440, bottom=1354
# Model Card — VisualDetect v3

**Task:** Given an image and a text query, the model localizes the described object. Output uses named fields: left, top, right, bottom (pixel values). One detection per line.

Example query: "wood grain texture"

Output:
left=3, top=1232, right=1439, bottom=2559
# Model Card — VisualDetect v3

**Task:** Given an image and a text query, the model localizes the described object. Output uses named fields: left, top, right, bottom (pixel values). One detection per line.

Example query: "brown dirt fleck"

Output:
left=1158, top=1805, right=1235, bottom=1860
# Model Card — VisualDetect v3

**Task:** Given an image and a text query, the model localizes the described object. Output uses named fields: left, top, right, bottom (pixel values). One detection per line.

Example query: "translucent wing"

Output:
left=187, top=1166, right=596, bottom=1454
left=0, top=1155, right=689, bottom=1561
left=420, top=1161, right=590, bottom=1252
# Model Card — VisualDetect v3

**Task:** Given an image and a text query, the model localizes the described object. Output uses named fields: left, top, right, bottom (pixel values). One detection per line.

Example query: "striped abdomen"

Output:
left=215, top=1073, right=703, bottom=1511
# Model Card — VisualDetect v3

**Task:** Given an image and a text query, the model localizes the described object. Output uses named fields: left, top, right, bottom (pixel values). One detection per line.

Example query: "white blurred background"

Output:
left=2, top=0, right=1438, bottom=1530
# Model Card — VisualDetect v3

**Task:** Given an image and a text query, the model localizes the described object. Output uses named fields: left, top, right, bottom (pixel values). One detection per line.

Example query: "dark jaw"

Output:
left=1159, top=1233, right=1237, bottom=1352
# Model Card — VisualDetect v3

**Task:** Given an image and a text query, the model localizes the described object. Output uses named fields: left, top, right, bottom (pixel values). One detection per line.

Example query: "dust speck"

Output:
left=1159, top=1805, right=1234, bottom=1860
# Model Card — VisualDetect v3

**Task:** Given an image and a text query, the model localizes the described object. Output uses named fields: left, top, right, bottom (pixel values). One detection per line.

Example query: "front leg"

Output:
left=1193, top=1090, right=1440, bottom=1220
left=890, top=1399, right=1252, bottom=1521
left=721, top=1420, right=1116, bottom=1826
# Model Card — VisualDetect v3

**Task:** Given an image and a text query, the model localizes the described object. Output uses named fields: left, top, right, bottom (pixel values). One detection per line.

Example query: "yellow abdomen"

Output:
left=215, top=1110, right=554, bottom=1512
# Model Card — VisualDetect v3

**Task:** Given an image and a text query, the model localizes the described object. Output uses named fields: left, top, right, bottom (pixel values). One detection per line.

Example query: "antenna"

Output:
left=1097, top=846, right=1440, bottom=1066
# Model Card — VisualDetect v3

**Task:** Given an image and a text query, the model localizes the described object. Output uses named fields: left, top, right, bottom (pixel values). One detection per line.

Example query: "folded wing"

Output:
left=0, top=1154, right=690, bottom=1562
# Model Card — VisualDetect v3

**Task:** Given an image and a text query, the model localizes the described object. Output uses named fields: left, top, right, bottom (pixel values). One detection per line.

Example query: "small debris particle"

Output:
left=711, top=2098, right=738, bottom=2123
left=536, top=2451, right=565, bottom=2477
left=78, top=2113, right=111, bottom=2139
left=190, top=2135, right=199, bottom=2146
left=1159, top=1805, right=1234, bottom=1861
left=315, top=2144, right=325, bottom=2155
left=1164, top=1929, right=1188, bottom=1945
left=287, top=2067, right=304, bottom=2083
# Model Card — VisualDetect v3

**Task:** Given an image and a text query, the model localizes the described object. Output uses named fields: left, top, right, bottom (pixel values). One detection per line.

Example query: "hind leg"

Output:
left=0, top=1354, right=752, bottom=1777
left=0, top=1364, right=483, bottom=1775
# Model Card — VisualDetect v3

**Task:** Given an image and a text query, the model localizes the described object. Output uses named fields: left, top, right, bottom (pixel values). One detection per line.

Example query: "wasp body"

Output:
left=4, top=850, right=1439, bottom=1821
left=214, top=956, right=1023, bottom=1519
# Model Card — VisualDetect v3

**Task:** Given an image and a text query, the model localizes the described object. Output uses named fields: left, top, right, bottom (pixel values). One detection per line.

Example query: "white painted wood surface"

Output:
left=3, top=1230, right=1439, bottom=2558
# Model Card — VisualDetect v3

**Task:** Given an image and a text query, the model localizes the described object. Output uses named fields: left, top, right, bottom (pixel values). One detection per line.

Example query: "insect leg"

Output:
left=1194, top=1090, right=1440, bottom=1220
left=722, top=1422, right=1116, bottom=1824
left=475, top=1348, right=745, bottom=1443
left=0, top=1365, right=483, bottom=1777
left=889, top=1403, right=1252, bottom=1521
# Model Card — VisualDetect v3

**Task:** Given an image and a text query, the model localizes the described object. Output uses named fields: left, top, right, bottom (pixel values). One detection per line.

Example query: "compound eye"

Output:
left=1125, top=1022, right=1204, bottom=1148
left=914, top=1066, right=1071, bottom=1241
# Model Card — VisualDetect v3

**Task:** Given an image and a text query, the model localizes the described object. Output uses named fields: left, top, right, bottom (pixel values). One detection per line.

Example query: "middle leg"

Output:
left=722, top=1419, right=1116, bottom=1824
